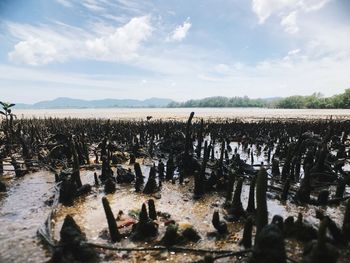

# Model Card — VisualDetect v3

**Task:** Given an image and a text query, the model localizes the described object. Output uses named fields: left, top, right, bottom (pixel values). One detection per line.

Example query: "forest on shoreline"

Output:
left=168, top=89, right=350, bottom=109
left=9, top=89, right=350, bottom=110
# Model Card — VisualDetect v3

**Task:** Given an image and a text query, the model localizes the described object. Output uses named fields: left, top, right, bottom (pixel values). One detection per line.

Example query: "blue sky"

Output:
left=0, top=0, right=349, bottom=103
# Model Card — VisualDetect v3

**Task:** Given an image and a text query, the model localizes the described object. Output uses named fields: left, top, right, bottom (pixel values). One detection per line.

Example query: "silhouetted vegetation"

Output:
left=167, top=89, right=350, bottom=109
left=1, top=107, right=350, bottom=262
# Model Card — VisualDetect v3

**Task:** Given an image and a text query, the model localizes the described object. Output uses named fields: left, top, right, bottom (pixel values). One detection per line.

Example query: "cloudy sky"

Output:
left=0, top=0, right=349, bottom=103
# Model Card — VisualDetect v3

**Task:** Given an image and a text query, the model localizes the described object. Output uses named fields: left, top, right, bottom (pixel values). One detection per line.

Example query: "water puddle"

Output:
left=0, top=171, right=54, bottom=263
left=0, top=151, right=349, bottom=262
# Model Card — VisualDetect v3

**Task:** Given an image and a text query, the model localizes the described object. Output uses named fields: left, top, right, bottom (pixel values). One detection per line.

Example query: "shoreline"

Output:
left=13, top=107, right=350, bottom=121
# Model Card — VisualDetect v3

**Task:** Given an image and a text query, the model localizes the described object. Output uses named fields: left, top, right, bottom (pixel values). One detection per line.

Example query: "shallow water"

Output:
left=0, top=137, right=349, bottom=262
left=0, top=171, right=54, bottom=263
left=1, top=160, right=349, bottom=262
left=51, top=159, right=348, bottom=262
left=15, top=108, right=350, bottom=121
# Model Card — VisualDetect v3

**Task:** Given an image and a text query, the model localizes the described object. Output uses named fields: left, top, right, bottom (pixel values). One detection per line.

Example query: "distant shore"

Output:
left=14, top=107, right=350, bottom=121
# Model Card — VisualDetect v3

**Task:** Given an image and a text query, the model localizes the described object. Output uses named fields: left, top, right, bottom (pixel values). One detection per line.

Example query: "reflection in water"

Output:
left=53, top=160, right=347, bottom=262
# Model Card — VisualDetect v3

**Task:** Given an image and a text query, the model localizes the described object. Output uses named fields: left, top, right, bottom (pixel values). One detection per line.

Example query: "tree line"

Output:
left=167, top=89, right=350, bottom=109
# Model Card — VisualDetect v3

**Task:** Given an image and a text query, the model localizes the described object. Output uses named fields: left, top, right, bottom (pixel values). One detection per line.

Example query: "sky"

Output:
left=0, top=0, right=349, bottom=103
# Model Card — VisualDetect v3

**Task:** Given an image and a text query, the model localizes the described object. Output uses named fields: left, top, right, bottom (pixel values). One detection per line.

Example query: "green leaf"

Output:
left=1, top=102, right=11, bottom=109
left=0, top=111, right=5, bottom=116
left=9, top=103, right=15, bottom=108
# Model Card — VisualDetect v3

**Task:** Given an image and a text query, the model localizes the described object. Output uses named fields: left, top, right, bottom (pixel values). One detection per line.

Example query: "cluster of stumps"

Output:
left=0, top=112, right=349, bottom=262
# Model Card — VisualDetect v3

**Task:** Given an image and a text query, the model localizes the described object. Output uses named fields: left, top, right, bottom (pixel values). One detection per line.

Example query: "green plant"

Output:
left=0, top=101, right=16, bottom=142
left=0, top=101, right=15, bottom=118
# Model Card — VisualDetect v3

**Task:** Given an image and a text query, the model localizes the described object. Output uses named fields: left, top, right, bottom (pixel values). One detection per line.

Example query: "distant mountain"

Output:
left=14, top=97, right=174, bottom=109
left=11, top=90, right=350, bottom=109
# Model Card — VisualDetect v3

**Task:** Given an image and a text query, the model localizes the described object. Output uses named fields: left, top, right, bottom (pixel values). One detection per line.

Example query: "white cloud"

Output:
left=167, top=18, right=191, bottom=42
left=9, top=37, right=59, bottom=66
left=55, top=0, right=72, bottom=7
left=281, top=11, right=299, bottom=34
left=302, top=22, right=350, bottom=60
left=297, top=0, right=330, bottom=12
left=3, top=0, right=349, bottom=102
left=8, top=16, right=153, bottom=65
left=7, top=22, right=86, bottom=65
left=251, top=0, right=331, bottom=36
left=1, top=45, right=350, bottom=102
left=113, top=0, right=151, bottom=14
left=283, top=48, right=301, bottom=60
left=198, top=74, right=226, bottom=82
left=83, top=3, right=105, bottom=12
left=102, top=14, right=130, bottom=23
left=197, top=54, right=350, bottom=98
left=86, top=16, right=153, bottom=61
left=252, top=0, right=298, bottom=24
left=57, top=0, right=147, bottom=13
left=214, top=63, right=231, bottom=74
left=213, top=63, right=244, bottom=75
